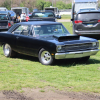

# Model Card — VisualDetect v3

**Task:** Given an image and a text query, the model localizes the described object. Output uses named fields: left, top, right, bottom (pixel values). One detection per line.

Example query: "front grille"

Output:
left=62, top=43, right=94, bottom=52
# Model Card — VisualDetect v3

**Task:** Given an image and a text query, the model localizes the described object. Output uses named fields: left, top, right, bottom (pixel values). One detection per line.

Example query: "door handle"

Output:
left=16, top=37, right=19, bottom=39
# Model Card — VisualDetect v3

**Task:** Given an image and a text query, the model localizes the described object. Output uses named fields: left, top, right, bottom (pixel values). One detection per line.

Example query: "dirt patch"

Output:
left=1, top=90, right=33, bottom=100
left=0, top=88, right=100, bottom=100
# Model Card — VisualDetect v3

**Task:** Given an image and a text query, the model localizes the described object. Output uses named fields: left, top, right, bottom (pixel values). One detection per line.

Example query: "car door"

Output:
left=12, top=25, right=36, bottom=55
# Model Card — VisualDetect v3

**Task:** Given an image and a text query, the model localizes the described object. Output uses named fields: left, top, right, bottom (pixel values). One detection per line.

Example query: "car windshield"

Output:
left=77, top=13, right=100, bottom=21
left=33, top=24, right=70, bottom=36
left=0, top=14, right=8, bottom=20
left=32, top=12, right=54, bottom=18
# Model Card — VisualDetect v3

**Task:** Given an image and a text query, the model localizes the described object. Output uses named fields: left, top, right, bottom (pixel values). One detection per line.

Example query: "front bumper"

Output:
left=55, top=49, right=99, bottom=59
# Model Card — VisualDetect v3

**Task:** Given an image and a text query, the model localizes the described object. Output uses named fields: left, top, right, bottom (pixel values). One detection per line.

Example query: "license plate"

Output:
left=75, top=52, right=83, bottom=58
left=87, top=24, right=93, bottom=27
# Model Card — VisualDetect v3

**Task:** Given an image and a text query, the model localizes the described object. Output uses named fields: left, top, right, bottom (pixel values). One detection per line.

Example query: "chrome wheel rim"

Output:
left=4, top=44, right=10, bottom=56
left=41, top=51, right=51, bottom=64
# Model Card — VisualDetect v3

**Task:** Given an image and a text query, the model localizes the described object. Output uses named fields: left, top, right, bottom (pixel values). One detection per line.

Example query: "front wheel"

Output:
left=38, top=48, right=54, bottom=65
left=3, top=44, right=17, bottom=57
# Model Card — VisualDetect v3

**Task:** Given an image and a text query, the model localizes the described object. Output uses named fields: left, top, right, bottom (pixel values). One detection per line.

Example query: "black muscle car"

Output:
left=0, top=21, right=99, bottom=65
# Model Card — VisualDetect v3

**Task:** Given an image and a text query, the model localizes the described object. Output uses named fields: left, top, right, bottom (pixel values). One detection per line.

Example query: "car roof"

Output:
left=8, top=21, right=62, bottom=32
left=32, top=10, right=54, bottom=13
left=74, top=0, right=98, bottom=2
left=17, top=21, right=62, bottom=25
left=0, top=11, right=9, bottom=14
left=77, top=10, right=100, bottom=14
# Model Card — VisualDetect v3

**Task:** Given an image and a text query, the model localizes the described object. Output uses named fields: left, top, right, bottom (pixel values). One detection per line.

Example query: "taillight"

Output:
left=26, top=16, right=30, bottom=22
left=74, top=20, right=82, bottom=24
left=98, top=20, right=100, bottom=23
left=8, top=23, right=11, bottom=27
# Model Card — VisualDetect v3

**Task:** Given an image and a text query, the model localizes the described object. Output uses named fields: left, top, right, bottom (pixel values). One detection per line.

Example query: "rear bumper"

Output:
left=55, top=49, right=99, bottom=59
left=75, top=30, right=100, bottom=39
left=0, top=28, right=9, bottom=31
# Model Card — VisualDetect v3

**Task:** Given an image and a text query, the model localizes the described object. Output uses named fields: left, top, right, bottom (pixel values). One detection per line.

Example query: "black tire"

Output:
left=38, top=48, right=54, bottom=65
left=3, top=44, right=17, bottom=57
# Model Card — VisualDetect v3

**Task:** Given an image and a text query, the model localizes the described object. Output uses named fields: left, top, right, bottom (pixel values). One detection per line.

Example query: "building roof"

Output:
left=74, top=0, right=98, bottom=2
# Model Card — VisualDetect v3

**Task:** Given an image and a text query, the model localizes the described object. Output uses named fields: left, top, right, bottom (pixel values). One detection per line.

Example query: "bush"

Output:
left=1, top=0, right=11, bottom=10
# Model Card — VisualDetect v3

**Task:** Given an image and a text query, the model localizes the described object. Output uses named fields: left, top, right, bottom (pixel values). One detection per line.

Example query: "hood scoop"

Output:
left=53, top=35, right=80, bottom=42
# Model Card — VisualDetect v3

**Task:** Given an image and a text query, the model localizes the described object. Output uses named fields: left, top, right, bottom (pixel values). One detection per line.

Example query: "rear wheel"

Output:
left=3, top=44, right=17, bottom=57
left=38, top=48, right=54, bottom=65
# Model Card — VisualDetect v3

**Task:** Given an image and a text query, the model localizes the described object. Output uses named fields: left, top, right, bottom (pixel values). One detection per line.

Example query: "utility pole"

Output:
left=55, top=0, right=56, bottom=7
left=11, top=0, right=12, bottom=7
left=52, top=0, right=53, bottom=7
left=19, top=0, right=21, bottom=6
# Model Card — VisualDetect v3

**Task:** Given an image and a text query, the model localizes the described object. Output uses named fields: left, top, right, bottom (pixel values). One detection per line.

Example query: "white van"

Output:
left=11, top=7, right=29, bottom=21
left=71, top=0, right=98, bottom=19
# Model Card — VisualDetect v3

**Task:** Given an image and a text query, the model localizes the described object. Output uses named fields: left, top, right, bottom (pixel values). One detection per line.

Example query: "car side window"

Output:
left=13, top=25, right=22, bottom=34
left=13, top=25, right=30, bottom=36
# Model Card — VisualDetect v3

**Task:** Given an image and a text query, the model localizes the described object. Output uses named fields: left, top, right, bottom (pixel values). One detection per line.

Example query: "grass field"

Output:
left=0, top=22, right=100, bottom=93
left=62, top=22, right=73, bottom=34
left=61, top=15, right=71, bottom=19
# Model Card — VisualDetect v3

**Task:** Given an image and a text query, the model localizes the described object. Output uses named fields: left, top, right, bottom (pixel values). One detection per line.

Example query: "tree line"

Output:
left=0, top=0, right=72, bottom=11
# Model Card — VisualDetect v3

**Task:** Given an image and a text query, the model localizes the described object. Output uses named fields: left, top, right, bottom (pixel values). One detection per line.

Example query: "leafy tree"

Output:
left=20, top=3, right=25, bottom=7
left=44, top=1, right=52, bottom=8
left=36, top=0, right=45, bottom=10
left=56, top=1, right=72, bottom=9
left=20, top=1, right=25, bottom=7
left=98, top=3, right=100, bottom=8
left=1, top=0, right=11, bottom=10
left=66, top=3, right=71, bottom=9
left=56, top=1, right=66, bottom=9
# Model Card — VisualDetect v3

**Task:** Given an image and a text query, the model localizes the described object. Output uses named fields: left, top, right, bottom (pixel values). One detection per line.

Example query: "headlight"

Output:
left=92, top=42, right=99, bottom=47
left=57, top=45, right=62, bottom=51
left=96, top=42, right=99, bottom=47
left=55, top=18, right=57, bottom=22
left=92, top=42, right=96, bottom=47
left=56, top=45, right=66, bottom=52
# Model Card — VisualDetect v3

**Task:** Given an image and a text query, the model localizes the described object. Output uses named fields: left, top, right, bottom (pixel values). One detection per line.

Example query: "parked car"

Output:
left=72, top=10, right=100, bottom=40
left=44, top=6, right=61, bottom=19
left=0, top=11, right=14, bottom=31
left=27, top=11, right=57, bottom=22
left=0, top=21, right=99, bottom=65
left=8, top=10, right=16, bottom=22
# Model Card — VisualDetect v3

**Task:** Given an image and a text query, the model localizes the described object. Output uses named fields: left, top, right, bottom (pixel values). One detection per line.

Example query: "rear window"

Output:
left=0, top=14, right=8, bottom=20
left=77, top=13, right=100, bottom=21
left=32, top=12, right=55, bottom=18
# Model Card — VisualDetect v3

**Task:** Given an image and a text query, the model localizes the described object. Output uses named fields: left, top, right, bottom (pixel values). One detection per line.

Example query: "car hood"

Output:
left=37, top=34, right=98, bottom=45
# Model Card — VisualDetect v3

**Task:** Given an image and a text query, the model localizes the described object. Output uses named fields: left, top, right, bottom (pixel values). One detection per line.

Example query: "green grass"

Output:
left=62, top=22, right=73, bottom=34
left=61, top=15, right=71, bottom=19
left=0, top=23, right=100, bottom=93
